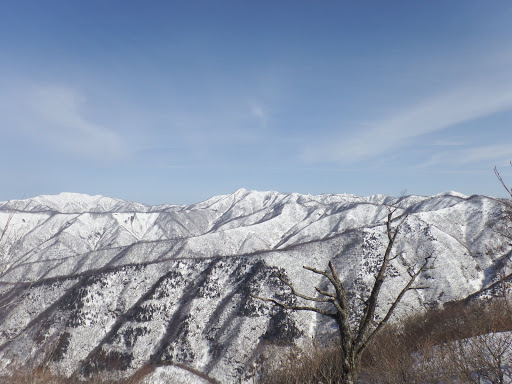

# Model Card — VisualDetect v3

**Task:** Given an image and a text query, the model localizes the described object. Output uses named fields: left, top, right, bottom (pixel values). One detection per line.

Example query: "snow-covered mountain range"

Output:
left=0, top=189, right=510, bottom=383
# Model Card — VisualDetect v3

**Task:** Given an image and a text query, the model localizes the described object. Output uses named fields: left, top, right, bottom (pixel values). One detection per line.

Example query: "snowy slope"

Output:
left=0, top=190, right=510, bottom=383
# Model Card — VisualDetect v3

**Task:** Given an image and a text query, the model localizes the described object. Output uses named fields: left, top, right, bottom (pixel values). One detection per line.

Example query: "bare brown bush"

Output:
left=361, top=298, right=512, bottom=383
left=257, top=340, right=343, bottom=384
left=0, top=363, right=158, bottom=384
left=258, top=298, right=512, bottom=384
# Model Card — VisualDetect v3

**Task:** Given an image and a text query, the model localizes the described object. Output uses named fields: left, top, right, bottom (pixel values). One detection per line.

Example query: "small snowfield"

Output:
left=141, top=365, right=215, bottom=384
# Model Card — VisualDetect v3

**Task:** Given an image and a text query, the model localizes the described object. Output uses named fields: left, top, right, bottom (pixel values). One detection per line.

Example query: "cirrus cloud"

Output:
left=303, top=80, right=512, bottom=165
left=0, top=82, right=126, bottom=161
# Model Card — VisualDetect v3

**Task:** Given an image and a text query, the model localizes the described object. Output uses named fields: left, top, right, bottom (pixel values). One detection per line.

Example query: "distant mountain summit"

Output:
left=0, top=190, right=508, bottom=383
left=0, top=192, right=149, bottom=213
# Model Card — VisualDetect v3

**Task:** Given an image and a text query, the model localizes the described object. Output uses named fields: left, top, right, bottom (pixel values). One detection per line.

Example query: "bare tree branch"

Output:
left=277, top=274, right=332, bottom=303
left=249, top=294, right=337, bottom=318
left=315, top=287, right=336, bottom=299
left=357, top=253, right=434, bottom=354
left=304, top=265, right=338, bottom=288
left=355, top=213, right=408, bottom=348
left=389, top=251, right=405, bottom=261
left=495, top=165, right=512, bottom=199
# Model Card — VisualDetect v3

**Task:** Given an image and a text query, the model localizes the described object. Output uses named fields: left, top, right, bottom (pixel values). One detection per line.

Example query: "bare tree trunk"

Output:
left=341, top=352, right=360, bottom=384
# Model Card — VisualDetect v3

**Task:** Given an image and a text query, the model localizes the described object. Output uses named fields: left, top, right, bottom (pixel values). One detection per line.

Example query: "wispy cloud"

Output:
left=159, top=98, right=272, bottom=146
left=432, top=138, right=466, bottom=147
left=1, top=83, right=126, bottom=161
left=303, top=80, right=512, bottom=164
left=30, top=85, right=126, bottom=159
left=250, top=102, right=268, bottom=128
left=419, top=144, right=512, bottom=168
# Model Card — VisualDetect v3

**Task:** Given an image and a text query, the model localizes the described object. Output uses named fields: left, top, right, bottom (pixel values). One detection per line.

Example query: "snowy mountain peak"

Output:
left=433, top=191, right=469, bottom=199
left=232, top=187, right=250, bottom=195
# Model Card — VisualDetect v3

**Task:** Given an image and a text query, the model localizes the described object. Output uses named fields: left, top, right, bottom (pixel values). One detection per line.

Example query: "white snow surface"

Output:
left=0, top=189, right=509, bottom=383
left=141, top=365, right=212, bottom=384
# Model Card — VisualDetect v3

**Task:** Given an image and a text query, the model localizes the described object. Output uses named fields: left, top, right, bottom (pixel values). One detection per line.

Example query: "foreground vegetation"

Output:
left=257, top=298, right=512, bottom=383
left=0, top=365, right=154, bottom=384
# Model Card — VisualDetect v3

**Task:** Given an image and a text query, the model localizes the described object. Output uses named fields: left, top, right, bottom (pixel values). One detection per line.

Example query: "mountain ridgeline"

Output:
left=0, top=189, right=509, bottom=383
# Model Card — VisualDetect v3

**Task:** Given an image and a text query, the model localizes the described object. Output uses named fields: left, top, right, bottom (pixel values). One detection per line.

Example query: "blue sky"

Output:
left=1, top=1, right=512, bottom=204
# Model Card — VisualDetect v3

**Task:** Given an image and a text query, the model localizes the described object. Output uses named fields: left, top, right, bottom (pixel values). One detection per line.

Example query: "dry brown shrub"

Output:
left=258, top=298, right=512, bottom=383
left=257, top=340, right=343, bottom=384
left=0, top=364, right=156, bottom=384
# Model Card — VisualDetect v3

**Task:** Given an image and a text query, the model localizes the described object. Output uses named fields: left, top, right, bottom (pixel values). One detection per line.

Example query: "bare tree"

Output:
left=252, top=208, right=433, bottom=384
